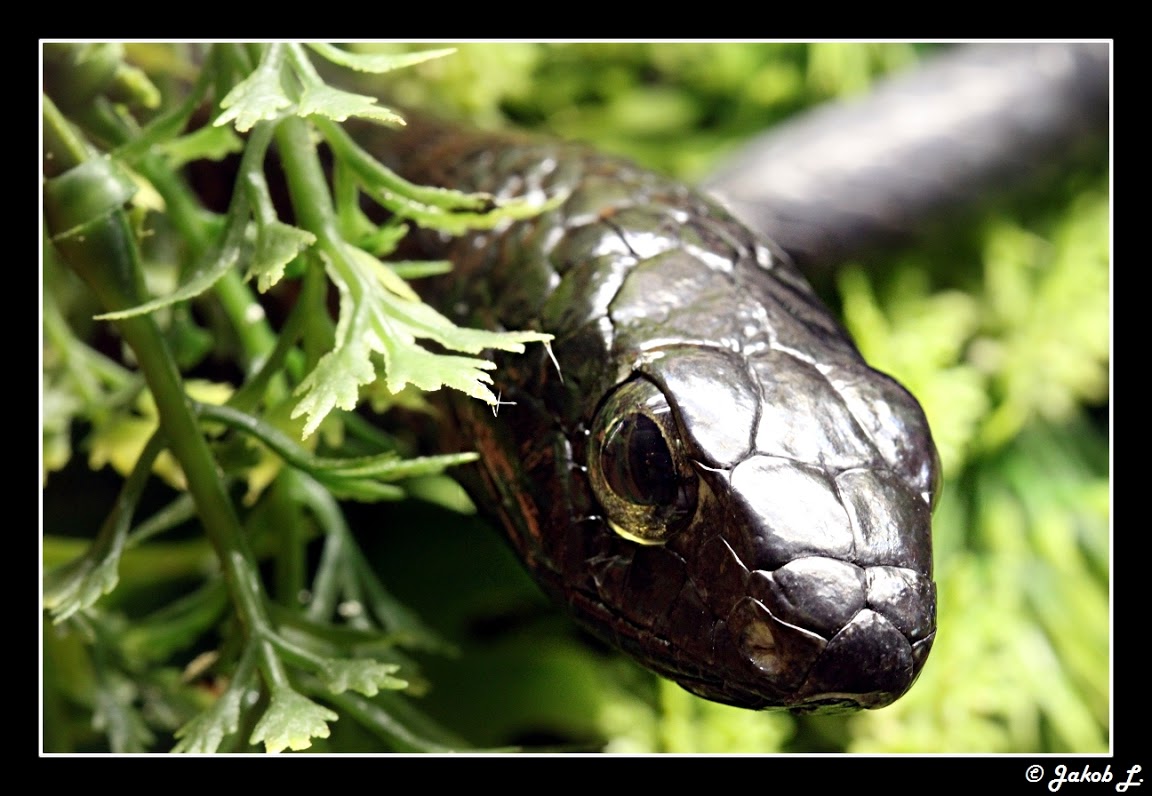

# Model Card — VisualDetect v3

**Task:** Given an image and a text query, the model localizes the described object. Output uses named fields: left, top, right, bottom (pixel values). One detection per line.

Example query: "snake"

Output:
left=355, top=43, right=1108, bottom=713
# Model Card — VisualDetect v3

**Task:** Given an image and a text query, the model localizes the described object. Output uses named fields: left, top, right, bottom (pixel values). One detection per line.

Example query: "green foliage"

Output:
left=171, top=673, right=246, bottom=753
left=42, top=42, right=1109, bottom=755
left=249, top=687, right=340, bottom=753
left=290, top=240, right=549, bottom=438
left=42, top=41, right=552, bottom=754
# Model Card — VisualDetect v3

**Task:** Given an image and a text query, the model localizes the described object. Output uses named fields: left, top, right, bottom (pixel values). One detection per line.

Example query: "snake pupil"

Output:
left=589, top=377, right=701, bottom=544
left=603, top=413, right=678, bottom=506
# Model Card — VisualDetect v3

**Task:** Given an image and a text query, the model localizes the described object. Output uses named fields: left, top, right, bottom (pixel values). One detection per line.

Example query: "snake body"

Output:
left=359, top=43, right=1106, bottom=711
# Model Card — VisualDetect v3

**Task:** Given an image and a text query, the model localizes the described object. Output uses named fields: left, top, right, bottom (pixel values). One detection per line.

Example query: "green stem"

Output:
left=42, top=95, right=91, bottom=177
left=313, top=116, right=493, bottom=211
left=125, top=493, right=197, bottom=548
left=317, top=688, right=467, bottom=753
left=44, top=96, right=291, bottom=696
left=293, top=474, right=356, bottom=624
left=228, top=257, right=323, bottom=410
left=43, top=288, right=136, bottom=415
left=44, top=536, right=215, bottom=583
left=42, top=431, right=167, bottom=622
left=275, top=116, right=344, bottom=255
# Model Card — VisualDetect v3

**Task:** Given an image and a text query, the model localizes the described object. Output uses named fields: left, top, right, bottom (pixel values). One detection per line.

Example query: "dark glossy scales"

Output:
left=359, top=114, right=941, bottom=711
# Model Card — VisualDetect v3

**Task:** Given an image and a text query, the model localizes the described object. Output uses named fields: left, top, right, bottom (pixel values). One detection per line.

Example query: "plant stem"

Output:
left=275, top=116, right=344, bottom=254
left=44, top=94, right=292, bottom=694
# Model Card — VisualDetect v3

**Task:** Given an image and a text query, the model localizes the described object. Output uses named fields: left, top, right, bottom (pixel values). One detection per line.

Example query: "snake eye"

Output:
left=588, top=377, right=699, bottom=544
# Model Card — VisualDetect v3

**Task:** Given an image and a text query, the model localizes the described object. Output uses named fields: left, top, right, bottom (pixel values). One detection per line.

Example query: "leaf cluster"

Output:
left=42, top=42, right=551, bottom=753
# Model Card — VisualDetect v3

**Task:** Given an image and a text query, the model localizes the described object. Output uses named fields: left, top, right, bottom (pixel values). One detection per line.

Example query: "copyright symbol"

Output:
left=1026, top=765, right=1044, bottom=783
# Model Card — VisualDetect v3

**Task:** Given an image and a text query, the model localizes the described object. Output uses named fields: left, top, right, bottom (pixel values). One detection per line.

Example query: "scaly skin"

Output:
left=360, top=118, right=940, bottom=711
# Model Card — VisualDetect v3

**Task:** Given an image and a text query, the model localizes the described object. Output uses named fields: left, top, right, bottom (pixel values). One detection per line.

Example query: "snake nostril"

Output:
left=731, top=597, right=826, bottom=694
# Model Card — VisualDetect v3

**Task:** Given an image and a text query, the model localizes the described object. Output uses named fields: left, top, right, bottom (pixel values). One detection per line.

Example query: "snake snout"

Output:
left=737, top=556, right=936, bottom=709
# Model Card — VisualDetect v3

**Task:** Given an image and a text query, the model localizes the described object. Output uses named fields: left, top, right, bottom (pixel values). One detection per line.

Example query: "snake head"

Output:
left=427, top=138, right=941, bottom=712
left=574, top=341, right=940, bottom=712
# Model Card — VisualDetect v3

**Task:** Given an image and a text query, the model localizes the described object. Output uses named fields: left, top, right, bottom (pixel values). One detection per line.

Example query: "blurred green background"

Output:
left=42, top=42, right=1110, bottom=753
